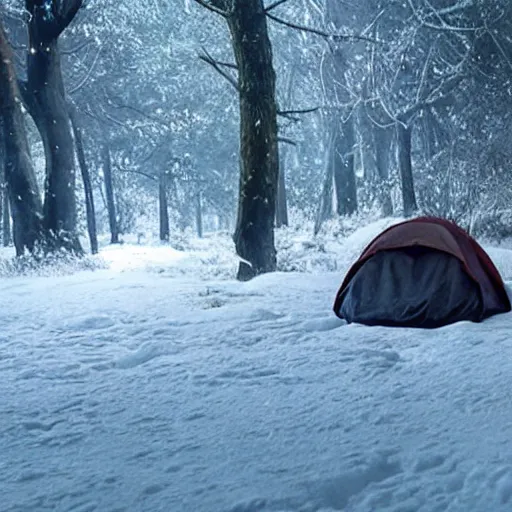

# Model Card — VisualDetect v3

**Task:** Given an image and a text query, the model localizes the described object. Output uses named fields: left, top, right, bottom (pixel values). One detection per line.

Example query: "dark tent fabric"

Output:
left=333, top=217, right=511, bottom=328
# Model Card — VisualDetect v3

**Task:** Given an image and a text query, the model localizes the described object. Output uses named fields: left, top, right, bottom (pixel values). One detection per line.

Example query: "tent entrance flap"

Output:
left=337, top=248, right=482, bottom=328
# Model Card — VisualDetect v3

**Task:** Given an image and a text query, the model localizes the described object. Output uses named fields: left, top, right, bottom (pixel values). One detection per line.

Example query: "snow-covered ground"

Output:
left=2, top=220, right=512, bottom=512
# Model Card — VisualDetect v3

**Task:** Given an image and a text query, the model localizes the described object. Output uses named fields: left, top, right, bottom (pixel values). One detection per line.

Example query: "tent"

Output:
left=333, top=217, right=511, bottom=328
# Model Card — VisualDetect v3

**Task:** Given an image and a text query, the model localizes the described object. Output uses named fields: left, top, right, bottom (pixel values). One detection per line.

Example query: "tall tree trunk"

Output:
left=102, top=144, right=119, bottom=244
left=159, top=172, right=169, bottom=242
left=195, top=189, right=203, bottom=238
left=333, top=117, right=358, bottom=216
left=2, top=187, right=10, bottom=247
left=314, top=137, right=335, bottom=235
left=0, top=118, right=4, bottom=244
left=321, top=2, right=358, bottom=218
left=275, top=66, right=295, bottom=228
left=396, top=121, right=418, bottom=217
left=0, top=22, right=44, bottom=255
left=228, top=0, right=279, bottom=281
left=276, top=145, right=289, bottom=228
left=373, top=124, right=394, bottom=217
left=69, top=105, right=98, bottom=254
left=23, top=1, right=84, bottom=253
left=357, top=106, right=377, bottom=183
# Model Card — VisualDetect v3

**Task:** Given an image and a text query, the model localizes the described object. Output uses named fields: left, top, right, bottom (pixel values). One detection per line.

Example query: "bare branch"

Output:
left=61, top=38, right=93, bottom=56
left=68, top=44, right=102, bottom=94
left=266, top=12, right=380, bottom=44
left=361, top=9, right=386, bottom=37
left=265, top=0, right=289, bottom=12
left=416, top=40, right=435, bottom=103
left=192, top=0, right=232, bottom=17
left=212, top=59, right=238, bottom=70
left=118, top=167, right=158, bottom=182
left=278, top=107, right=319, bottom=116
left=104, top=93, right=168, bottom=126
left=278, top=136, right=297, bottom=146
left=198, top=47, right=239, bottom=91
left=406, top=0, right=480, bottom=33
left=400, top=72, right=464, bottom=122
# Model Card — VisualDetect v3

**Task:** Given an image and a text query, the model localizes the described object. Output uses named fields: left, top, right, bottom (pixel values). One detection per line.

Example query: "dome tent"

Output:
left=333, top=217, right=511, bottom=328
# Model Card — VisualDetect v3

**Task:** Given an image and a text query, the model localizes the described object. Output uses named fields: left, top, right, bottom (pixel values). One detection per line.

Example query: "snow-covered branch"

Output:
left=266, top=12, right=380, bottom=44
left=192, top=0, right=232, bottom=17
left=198, top=47, right=239, bottom=92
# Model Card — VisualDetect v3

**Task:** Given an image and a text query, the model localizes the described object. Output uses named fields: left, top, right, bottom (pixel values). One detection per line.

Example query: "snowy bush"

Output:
left=0, top=250, right=107, bottom=278
left=275, top=208, right=387, bottom=274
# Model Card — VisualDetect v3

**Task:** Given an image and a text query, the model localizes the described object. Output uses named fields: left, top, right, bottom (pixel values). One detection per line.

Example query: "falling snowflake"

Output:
left=41, top=0, right=54, bottom=21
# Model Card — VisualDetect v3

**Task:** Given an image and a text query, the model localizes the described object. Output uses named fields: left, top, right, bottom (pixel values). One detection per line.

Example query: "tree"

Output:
left=69, top=103, right=98, bottom=254
left=20, top=0, right=84, bottom=252
left=158, top=171, right=170, bottom=242
left=322, top=1, right=358, bottom=216
left=194, top=0, right=279, bottom=280
left=0, top=19, right=45, bottom=255
left=364, top=2, right=470, bottom=216
left=101, top=143, right=119, bottom=244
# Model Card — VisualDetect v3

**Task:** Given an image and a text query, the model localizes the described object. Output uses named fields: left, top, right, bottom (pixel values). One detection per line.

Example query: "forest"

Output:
left=1, top=0, right=511, bottom=280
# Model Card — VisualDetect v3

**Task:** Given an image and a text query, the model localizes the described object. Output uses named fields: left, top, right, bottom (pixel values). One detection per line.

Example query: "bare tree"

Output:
left=20, top=0, right=85, bottom=252
left=0, top=20, right=44, bottom=255
left=195, top=0, right=279, bottom=280
left=69, top=104, right=98, bottom=254
left=101, top=143, right=119, bottom=244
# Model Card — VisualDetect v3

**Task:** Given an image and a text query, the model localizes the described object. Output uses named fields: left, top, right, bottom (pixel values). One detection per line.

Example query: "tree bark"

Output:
left=275, top=66, right=295, bottom=228
left=320, top=2, right=359, bottom=217
left=2, top=187, right=10, bottom=247
left=358, top=109, right=377, bottom=183
left=333, top=117, right=358, bottom=216
left=69, top=105, right=98, bottom=254
left=0, top=118, right=4, bottom=244
left=227, top=0, right=279, bottom=280
left=373, top=124, right=394, bottom=216
left=195, top=190, right=203, bottom=238
left=101, top=144, right=119, bottom=244
left=22, top=0, right=83, bottom=253
left=396, top=121, right=418, bottom=217
left=314, top=137, right=335, bottom=235
left=159, top=172, right=170, bottom=242
left=0, top=22, right=44, bottom=255
left=276, top=150, right=289, bottom=228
